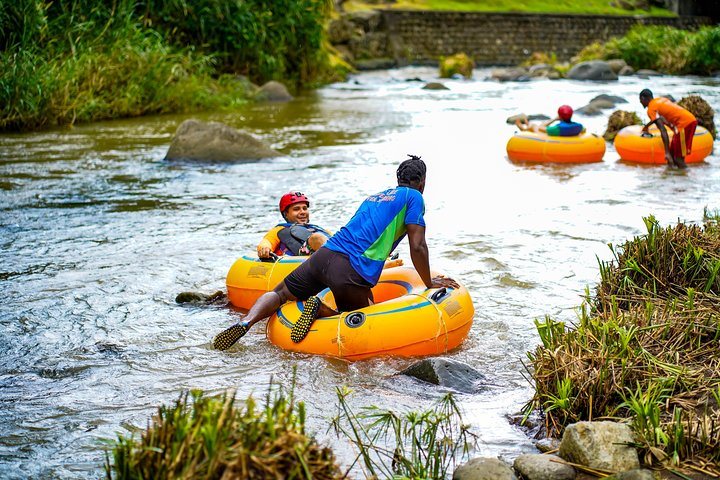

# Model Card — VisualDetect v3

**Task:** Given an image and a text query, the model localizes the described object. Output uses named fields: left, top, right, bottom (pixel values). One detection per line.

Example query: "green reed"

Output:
left=331, top=386, right=477, bottom=479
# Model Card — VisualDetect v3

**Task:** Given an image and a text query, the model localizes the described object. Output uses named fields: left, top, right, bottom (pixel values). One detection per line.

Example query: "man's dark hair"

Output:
left=639, top=88, right=653, bottom=99
left=397, top=154, right=426, bottom=185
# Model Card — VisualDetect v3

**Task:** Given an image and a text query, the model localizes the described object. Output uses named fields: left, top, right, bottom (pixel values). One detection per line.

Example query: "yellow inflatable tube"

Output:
left=507, top=132, right=606, bottom=163
left=226, top=255, right=308, bottom=310
left=613, top=124, right=713, bottom=164
left=266, top=266, right=475, bottom=361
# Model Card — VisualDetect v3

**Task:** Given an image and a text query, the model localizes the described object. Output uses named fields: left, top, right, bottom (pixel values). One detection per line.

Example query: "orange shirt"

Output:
left=647, top=97, right=696, bottom=129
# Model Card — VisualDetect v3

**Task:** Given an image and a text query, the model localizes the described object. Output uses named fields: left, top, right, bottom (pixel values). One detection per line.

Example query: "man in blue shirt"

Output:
left=213, top=155, right=459, bottom=350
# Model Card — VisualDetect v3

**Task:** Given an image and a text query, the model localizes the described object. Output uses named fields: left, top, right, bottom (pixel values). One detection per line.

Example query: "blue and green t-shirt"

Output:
left=324, top=186, right=425, bottom=285
left=546, top=120, right=584, bottom=137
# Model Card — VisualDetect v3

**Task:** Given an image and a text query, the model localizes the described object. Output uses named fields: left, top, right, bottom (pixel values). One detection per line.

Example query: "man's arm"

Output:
left=406, top=224, right=460, bottom=289
left=654, top=118, right=674, bottom=165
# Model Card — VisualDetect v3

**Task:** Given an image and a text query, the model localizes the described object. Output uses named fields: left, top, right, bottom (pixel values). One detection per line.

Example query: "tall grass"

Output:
left=0, top=0, right=337, bottom=131
left=137, top=0, right=335, bottom=86
left=526, top=214, right=720, bottom=475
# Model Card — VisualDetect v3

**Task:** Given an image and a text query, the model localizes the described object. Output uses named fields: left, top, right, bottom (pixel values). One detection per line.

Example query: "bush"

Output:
left=686, top=26, right=720, bottom=75
left=604, top=25, right=692, bottom=73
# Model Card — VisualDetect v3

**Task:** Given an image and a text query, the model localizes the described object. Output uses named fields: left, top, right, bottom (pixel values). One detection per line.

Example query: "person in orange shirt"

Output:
left=639, top=89, right=697, bottom=169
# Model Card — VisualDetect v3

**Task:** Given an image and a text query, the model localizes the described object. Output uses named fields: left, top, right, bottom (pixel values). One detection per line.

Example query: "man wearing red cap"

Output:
left=515, top=105, right=584, bottom=136
left=639, top=89, right=696, bottom=169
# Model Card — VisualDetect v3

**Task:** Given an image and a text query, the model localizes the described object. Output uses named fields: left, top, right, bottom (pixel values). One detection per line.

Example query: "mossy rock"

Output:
left=439, top=53, right=474, bottom=79
left=603, top=110, right=641, bottom=141
left=678, top=95, right=716, bottom=139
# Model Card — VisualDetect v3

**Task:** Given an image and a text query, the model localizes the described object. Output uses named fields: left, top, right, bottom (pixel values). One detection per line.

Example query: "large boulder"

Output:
left=399, top=357, right=487, bottom=393
left=513, top=453, right=576, bottom=480
left=490, top=67, right=530, bottom=82
left=255, top=81, right=293, bottom=102
left=422, top=82, right=450, bottom=90
left=165, top=119, right=281, bottom=161
left=453, top=457, right=516, bottom=480
left=567, top=61, right=618, bottom=81
left=559, top=421, right=640, bottom=473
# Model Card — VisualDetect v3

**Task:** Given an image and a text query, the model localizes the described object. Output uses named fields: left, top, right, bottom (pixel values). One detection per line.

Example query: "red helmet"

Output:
left=279, top=191, right=309, bottom=213
left=558, top=105, right=573, bottom=122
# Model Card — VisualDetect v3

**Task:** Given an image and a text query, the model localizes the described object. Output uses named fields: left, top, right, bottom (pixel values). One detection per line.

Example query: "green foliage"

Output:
left=1, top=0, right=337, bottom=131
left=686, top=26, right=720, bottom=75
left=104, top=378, right=341, bottom=479
left=588, top=24, right=720, bottom=75
left=137, top=0, right=334, bottom=86
left=603, top=25, right=690, bottom=73
left=331, top=387, right=477, bottom=479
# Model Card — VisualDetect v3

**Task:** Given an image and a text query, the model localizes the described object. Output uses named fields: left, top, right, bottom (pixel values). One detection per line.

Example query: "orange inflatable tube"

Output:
left=614, top=125, right=713, bottom=164
left=266, top=266, right=474, bottom=361
left=226, top=255, right=307, bottom=310
left=507, top=132, right=606, bottom=163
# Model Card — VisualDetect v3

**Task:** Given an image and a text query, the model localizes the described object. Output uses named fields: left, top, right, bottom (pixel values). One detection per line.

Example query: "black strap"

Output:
left=277, top=224, right=315, bottom=255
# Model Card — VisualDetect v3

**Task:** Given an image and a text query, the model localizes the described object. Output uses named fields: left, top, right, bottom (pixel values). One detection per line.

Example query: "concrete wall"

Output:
left=338, top=10, right=712, bottom=66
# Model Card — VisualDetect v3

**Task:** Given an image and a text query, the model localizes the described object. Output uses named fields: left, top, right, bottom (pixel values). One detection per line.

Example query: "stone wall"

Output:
left=333, top=10, right=712, bottom=67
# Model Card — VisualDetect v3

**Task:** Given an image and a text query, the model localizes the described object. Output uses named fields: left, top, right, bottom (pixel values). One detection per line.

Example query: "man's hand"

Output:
left=257, top=245, right=272, bottom=258
left=430, top=275, right=460, bottom=289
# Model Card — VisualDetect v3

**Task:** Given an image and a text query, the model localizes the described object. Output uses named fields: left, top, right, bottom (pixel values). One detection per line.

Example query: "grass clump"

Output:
left=331, top=387, right=477, bottom=479
left=603, top=110, right=642, bottom=141
left=104, top=379, right=342, bottom=479
left=525, top=214, right=720, bottom=475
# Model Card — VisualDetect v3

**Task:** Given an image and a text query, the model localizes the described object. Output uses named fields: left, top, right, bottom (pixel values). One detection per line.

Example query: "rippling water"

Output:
left=1, top=67, right=719, bottom=478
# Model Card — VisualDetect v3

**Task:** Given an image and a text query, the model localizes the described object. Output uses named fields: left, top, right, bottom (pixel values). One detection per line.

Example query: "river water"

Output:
left=1, top=67, right=719, bottom=478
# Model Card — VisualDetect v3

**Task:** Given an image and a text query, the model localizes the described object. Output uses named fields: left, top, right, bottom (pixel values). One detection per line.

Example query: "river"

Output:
left=1, top=67, right=719, bottom=478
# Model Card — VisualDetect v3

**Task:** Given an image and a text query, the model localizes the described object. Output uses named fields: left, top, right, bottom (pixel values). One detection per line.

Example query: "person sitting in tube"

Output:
left=515, top=105, right=585, bottom=136
left=257, top=191, right=405, bottom=267
left=256, top=191, right=332, bottom=259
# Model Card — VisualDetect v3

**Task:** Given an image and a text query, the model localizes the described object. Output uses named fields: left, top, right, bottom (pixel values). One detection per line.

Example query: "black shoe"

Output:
left=213, top=322, right=249, bottom=350
left=290, top=296, right=320, bottom=343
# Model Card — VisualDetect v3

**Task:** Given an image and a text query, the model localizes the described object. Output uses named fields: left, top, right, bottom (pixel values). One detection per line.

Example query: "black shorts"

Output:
left=284, top=247, right=373, bottom=312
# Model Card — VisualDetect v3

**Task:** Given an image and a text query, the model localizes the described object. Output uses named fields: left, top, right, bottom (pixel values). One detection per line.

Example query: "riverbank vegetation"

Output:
left=104, top=377, right=475, bottom=479
left=576, top=24, right=720, bottom=75
left=104, top=381, right=342, bottom=479
left=343, top=0, right=673, bottom=16
left=1, top=0, right=339, bottom=132
left=526, top=212, right=720, bottom=476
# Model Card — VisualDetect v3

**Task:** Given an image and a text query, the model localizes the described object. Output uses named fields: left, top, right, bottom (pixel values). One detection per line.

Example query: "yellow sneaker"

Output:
left=213, top=321, right=249, bottom=350
left=290, top=296, right=320, bottom=343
